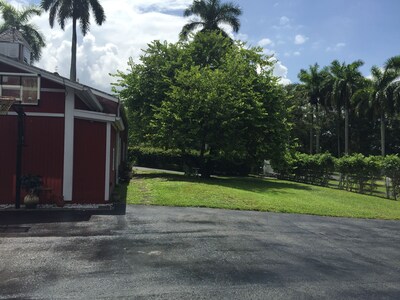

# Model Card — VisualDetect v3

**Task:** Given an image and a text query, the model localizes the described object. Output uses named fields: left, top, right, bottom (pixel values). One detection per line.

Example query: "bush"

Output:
left=128, top=146, right=251, bottom=176
left=275, top=152, right=399, bottom=199
left=335, top=154, right=385, bottom=193
left=275, top=152, right=335, bottom=186
left=383, top=155, right=400, bottom=200
left=129, top=147, right=185, bottom=172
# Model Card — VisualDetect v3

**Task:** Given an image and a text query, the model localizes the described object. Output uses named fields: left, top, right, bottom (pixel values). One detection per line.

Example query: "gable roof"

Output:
left=0, top=28, right=32, bottom=51
left=0, top=53, right=119, bottom=112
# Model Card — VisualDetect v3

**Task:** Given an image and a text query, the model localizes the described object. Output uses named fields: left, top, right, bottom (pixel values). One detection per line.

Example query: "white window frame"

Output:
left=0, top=72, right=41, bottom=105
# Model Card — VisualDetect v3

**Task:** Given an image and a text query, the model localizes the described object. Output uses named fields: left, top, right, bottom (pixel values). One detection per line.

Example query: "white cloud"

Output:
left=293, top=51, right=301, bottom=56
left=17, top=0, right=193, bottom=92
left=236, top=33, right=249, bottom=41
left=258, top=38, right=274, bottom=47
left=294, top=34, right=308, bottom=45
left=270, top=58, right=291, bottom=85
left=326, top=42, right=346, bottom=52
left=279, top=16, right=290, bottom=26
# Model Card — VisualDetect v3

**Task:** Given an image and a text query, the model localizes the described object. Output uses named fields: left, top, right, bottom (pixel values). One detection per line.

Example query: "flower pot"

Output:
left=24, top=194, right=39, bottom=209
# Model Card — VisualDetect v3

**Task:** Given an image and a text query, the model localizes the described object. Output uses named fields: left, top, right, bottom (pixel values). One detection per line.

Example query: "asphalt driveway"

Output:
left=1, top=206, right=400, bottom=299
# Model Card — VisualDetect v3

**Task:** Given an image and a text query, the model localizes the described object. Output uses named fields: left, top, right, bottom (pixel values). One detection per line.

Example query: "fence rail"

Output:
left=277, top=172, right=398, bottom=200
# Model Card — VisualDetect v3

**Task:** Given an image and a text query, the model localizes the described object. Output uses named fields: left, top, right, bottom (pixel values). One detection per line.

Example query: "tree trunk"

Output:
left=344, top=102, right=349, bottom=155
left=309, top=106, right=314, bottom=154
left=315, top=103, right=320, bottom=154
left=380, top=113, right=386, bottom=156
left=336, top=109, right=341, bottom=157
left=70, top=17, right=77, bottom=81
left=201, top=157, right=212, bottom=179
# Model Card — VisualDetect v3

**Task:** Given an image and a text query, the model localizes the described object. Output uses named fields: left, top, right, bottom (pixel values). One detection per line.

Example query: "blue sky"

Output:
left=10, top=0, right=400, bottom=91
left=237, top=0, right=400, bottom=82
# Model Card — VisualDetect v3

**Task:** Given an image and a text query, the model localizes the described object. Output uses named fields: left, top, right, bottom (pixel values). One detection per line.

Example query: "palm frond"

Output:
left=89, top=0, right=106, bottom=25
left=179, top=21, right=204, bottom=40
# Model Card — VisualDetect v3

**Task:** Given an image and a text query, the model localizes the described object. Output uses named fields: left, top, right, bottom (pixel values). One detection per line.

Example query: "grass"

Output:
left=126, top=170, right=400, bottom=220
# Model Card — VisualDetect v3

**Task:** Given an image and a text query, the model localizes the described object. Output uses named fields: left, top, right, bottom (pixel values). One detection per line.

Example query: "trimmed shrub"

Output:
left=128, top=146, right=251, bottom=176
left=275, top=152, right=335, bottom=186
left=383, top=155, right=400, bottom=200
left=335, top=154, right=384, bottom=194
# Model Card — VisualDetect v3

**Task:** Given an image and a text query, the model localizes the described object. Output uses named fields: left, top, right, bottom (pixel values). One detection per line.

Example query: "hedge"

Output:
left=275, top=152, right=400, bottom=199
left=274, top=152, right=335, bottom=187
left=128, top=146, right=251, bottom=176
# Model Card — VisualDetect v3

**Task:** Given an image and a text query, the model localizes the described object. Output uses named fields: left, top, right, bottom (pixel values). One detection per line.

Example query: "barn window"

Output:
left=0, top=73, right=40, bottom=105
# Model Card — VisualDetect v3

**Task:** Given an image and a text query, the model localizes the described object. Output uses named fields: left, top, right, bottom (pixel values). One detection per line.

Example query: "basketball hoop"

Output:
left=0, top=96, right=16, bottom=116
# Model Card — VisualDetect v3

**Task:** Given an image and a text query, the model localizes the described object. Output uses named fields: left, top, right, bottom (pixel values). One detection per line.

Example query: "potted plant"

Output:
left=20, top=175, right=42, bottom=209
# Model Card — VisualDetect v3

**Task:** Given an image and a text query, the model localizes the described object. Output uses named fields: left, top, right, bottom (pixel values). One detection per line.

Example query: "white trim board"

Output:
left=104, top=123, right=111, bottom=201
left=62, top=87, right=75, bottom=201
left=74, top=109, right=116, bottom=122
left=6, top=112, right=64, bottom=118
left=41, top=88, right=65, bottom=93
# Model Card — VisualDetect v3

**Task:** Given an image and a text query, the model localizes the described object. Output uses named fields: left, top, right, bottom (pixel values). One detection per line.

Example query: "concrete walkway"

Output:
left=1, top=206, right=399, bottom=299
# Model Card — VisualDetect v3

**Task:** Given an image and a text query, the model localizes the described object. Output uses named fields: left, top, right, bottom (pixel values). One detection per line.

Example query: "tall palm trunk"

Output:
left=309, top=105, right=314, bottom=154
left=70, top=16, right=77, bottom=81
left=380, top=112, right=386, bottom=156
left=315, top=103, right=320, bottom=153
left=336, top=109, right=341, bottom=157
left=344, top=100, right=349, bottom=155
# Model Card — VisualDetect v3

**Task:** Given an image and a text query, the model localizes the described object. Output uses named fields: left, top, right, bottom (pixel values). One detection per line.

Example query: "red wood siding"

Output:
left=98, top=97, right=118, bottom=114
left=75, top=96, right=90, bottom=110
left=0, top=116, right=17, bottom=204
left=110, top=127, right=116, bottom=194
left=0, top=62, right=29, bottom=73
left=22, top=91, right=65, bottom=114
left=23, top=117, right=64, bottom=204
left=0, top=116, right=64, bottom=204
left=72, top=119, right=106, bottom=203
left=41, top=78, right=64, bottom=89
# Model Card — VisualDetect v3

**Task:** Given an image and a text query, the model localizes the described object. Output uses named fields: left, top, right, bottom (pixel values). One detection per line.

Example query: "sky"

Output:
left=7, top=0, right=400, bottom=92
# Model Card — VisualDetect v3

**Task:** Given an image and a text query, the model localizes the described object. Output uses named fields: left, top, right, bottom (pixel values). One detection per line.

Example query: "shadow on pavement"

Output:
left=0, top=210, right=93, bottom=225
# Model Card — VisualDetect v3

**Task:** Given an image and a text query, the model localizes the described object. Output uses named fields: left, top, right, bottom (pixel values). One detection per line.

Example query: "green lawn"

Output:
left=125, top=171, right=400, bottom=220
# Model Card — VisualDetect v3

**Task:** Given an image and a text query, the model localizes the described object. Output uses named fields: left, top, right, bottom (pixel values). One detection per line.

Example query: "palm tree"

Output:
left=352, top=56, right=400, bottom=156
left=180, top=0, right=242, bottom=40
left=0, top=1, right=45, bottom=63
left=328, top=59, right=364, bottom=155
left=40, top=0, right=106, bottom=81
left=298, top=63, right=329, bottom=154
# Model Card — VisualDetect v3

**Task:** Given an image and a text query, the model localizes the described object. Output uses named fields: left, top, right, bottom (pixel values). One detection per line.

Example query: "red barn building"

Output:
left=0, top=52, right=128, bottom=206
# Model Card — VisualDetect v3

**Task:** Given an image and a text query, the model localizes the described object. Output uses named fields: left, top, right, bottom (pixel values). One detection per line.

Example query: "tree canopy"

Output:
left=41, top=0, right=106, bottom=81
left=113, top=32, right=289, bottom=176
left=0, top=0, right=45, bottom=62
left=180, top=0, right=242, bottom=40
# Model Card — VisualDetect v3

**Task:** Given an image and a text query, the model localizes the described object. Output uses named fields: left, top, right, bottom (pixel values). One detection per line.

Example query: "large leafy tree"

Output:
left=41, top=0, right=106, bottom=81
left=298, top=63, right=329, bottom=154
left=113, top=32, right=289, bottom=177
left=352, top=56, right=400, bottom=156
left=0, top=0, right=45, bottom=63
left=328, top=59, right=364, bottom=155
left=180, top=0, right=242, bottom=40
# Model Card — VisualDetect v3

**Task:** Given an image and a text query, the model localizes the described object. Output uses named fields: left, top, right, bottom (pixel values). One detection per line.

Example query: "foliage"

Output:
left=383, top=155, right=400, bottom=200
left=129, top=146, right=251, bottom=176
left=275, top=152, right=335, bottom=186
left=20, top=174, right=42, bottom=195
left=41, top=0, right=106, bottom=80
left=335, top=153, right=383, bottom=193
left=352, top=56, right=400, bottom=156
left=0, top=0, right=45, bottom=62
left=114, top=32, right=289, bottom=177
left=297, top=63, right=331, bottom=154
left=274, top=152, right=400, bottom=198
left=180, top=0, right=242, bottom=40
left=290, top=55, right=400, bottom=157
